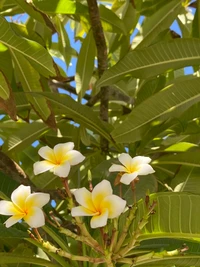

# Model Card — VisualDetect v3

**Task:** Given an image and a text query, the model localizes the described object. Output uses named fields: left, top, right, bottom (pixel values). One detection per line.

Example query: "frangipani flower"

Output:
left=109, top=153, right=155, bottom=185
left=71, top=180, right=126, bottom=228
left=33, top=142, right=85, bottom=178
left=0, top=185, right=50, bottom=228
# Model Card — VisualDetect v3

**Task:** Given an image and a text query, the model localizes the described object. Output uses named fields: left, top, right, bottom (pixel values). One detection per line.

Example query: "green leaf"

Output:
left=0, top=71, right=17, bottom=120
left=55, top=17, right=73, bottom=66
left=99, top=5, right=127, bottom=34
left=137, top=192, right=200, bottom=240
left=3, top=121, right=49, bottom=155
left=0, top=16, right=55, bottom=77
left=153, top=151, right=200, bottom=168
left=75, top=30, right=95, bottom=96
left=10, top=50, right=56, bottom=128
left=164, top=142, right=197, bottom=152
left=0, top=253, right=58, bottom=266
left=171, top=166, right=200, bottom=194
left=0, top=223, right=28, bottom=239
left=14, top=0, right=56, bottom=32
left=111, top=77, right=200, bottom=143
left=137, top=0, right=183, bottom=49
left=32, top=92, right=113, bottom=143
left=32, top=0, right=88, bottom=14
left=96, top=39, right=200, bottom=88
left=0, top=43, right=13, bottom=80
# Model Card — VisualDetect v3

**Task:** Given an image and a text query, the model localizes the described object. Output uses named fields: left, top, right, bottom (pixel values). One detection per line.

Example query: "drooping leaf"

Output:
left=10, top=50, right=56, bottom=128
left=96, top=39, right=200, bottom=88
left=0, top=16, right=55, bottom=77
left=153, top=151, right=200, bottom=168
left=111, top=77, right=200, bottom=143
left=32, top=92, right=114, bottom=143
left=3, top=121, right=49, bottom=155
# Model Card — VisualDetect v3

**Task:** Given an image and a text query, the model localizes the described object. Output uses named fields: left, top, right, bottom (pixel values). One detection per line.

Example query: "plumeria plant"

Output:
left=0, top=142, right=163, bottom=266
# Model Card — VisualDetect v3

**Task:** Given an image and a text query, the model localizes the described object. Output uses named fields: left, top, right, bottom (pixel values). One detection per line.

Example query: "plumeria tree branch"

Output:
left=86, top=0, right=109, bottom=153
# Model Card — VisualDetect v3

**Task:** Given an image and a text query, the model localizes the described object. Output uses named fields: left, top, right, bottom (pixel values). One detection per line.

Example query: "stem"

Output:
left=109, top=218, right=118, bottom=252
left=33, top=228, right=42, bottom=241
left=114, top=201, right=157, bottom=259
left=42, top=240, right=105, bottom=264
left=86, top=0, right=109, bottom=153
left=60, top=226, right=103, bottom=254
left=114, top=205, right=137, bottom=253
left=61, top=177, right=72, bottom=198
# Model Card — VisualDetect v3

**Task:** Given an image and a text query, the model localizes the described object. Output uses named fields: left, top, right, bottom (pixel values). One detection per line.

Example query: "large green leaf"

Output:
left=111, top=77, right=200, bottom=143
left=96, top=39, right=200, bottom=88
left=136, top=192, right=200, bottom=240
left=0, top=16, right=55, bottom=77
left=32, top=92, right=114, bottom=143
left=11, top=50, right=56, bottom=128
left=153, top=151, right=200, bottom=168
left=137, top=0, right=183, bottom=48
left=3, top=121, right=49, bottom=155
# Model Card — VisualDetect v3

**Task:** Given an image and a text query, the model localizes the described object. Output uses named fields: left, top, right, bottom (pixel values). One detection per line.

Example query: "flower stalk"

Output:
left=114, top=201, right=157, bottom=259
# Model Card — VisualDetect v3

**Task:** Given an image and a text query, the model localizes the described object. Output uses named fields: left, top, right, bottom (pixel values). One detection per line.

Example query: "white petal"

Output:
left=4, top=215, right=24, bottom=228
left=71, top=206, right=97, bottom=217
left=118, top=153, right=132, bottom=167
left=0, top=201, right=18, bottom=215
left=120, top=172, right=138, bottom=185
left=54, top=143, right=74, bottom=163
left=11, top=185, right=31, bottom=210
left=137, top=164, right=155, bottom=175
left=33, top=161, right=55, bottom=175
left=53, top=161, right=70, bottom=177
left=65, top=150, right=85, bottom=165
left=26, top=193, right=50, bottom=209
left=73, top=188, right=96, bottom=212
left=101, top=195, right=126, bottom=219
left=92, top=180, right=112, bottom=211
left=132, top=156, right=152, bottom=165
left=90, top=209, right=109, bottom=228
left=24, top=207, right=45, bottom=228
left=109, top=164, right=127, bottom=173
left=38, top=146, right=56, bottom=162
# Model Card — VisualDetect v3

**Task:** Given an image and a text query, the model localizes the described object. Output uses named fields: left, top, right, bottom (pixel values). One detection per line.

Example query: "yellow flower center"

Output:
left=126, top=163, right=139, bottom=173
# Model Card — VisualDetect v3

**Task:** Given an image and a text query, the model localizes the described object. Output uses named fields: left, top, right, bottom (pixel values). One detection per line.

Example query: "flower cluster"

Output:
left=0, top=142, right=155, bottom=229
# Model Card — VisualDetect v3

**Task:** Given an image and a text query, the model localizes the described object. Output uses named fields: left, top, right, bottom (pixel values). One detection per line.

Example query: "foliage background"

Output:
left=1, top=0, right=200, bottom=266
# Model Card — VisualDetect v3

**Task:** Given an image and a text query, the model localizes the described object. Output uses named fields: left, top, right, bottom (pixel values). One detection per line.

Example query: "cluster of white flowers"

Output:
left=0, top=142, right=155, bottom=229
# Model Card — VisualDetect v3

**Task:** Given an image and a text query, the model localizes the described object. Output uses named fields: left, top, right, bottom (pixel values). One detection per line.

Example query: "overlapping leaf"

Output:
left=111, top=77, right=200, bottom=143
left=0, top=16, right=55, bottom=77
left=96, top=39, right=200, bottom=88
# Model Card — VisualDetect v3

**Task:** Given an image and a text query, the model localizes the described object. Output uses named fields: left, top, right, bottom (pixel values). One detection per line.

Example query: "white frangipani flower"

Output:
left=109, top=153, right=155, bottom=185
left=33, top=142, right=85, bottom=178
left=0, top=185, right=50, bottom=228
left=71, top=180, right=126, bottom=229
